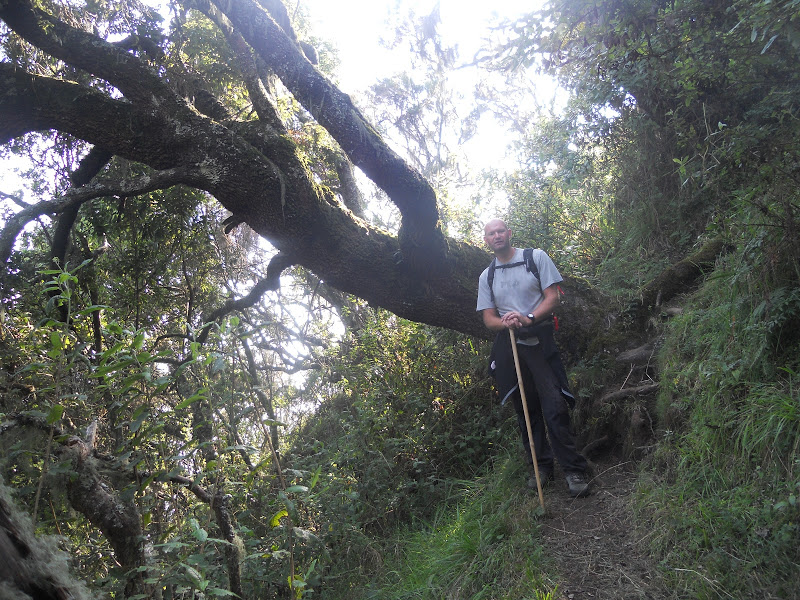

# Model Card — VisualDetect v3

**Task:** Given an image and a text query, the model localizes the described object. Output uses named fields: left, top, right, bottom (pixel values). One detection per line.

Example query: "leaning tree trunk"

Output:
left=631, top=236, right=726, bottom=324
left=60, top=437, right=157, bottom=599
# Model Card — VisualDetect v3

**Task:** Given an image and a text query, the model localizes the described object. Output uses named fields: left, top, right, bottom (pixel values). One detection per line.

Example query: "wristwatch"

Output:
left=527, top=313, right=535, bottom=324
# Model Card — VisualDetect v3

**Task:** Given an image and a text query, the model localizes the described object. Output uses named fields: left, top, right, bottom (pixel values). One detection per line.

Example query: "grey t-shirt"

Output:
left=476, top=248, right=563, bottom=345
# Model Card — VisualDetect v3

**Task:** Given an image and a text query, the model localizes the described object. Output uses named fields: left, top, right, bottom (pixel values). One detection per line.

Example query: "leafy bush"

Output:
left=285, top=309, right=516, bottom=591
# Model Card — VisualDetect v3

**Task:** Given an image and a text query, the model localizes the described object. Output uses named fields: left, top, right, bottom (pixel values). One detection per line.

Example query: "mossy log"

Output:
left=632, top=236, right=726, bottom=322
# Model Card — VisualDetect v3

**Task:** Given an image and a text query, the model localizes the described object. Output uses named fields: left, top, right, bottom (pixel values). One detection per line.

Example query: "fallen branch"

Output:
left=596, top=383, right=660, bottom=405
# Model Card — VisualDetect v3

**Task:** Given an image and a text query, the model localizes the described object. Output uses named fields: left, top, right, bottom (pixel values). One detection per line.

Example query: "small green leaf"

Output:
left=133, top=333, right=145, bottom=350
left=211, top=357, right=225, bottom=375
left=309, top=465, right=321, bottom=490
left=285, top=485, right=309, bottom=494
left=207, top=588, right=238, bottom=597
left=100, top=342, right=125, bottom=362
left=174, top=390, right=207, bottom=410
left=270, top=509, right=288, bottom=527
left=183, top=564, right=204, bottom=586
left=762, top=34, right=778, bottom=54
left=46, top=404, right=65, bottom=425
left=75, top=305, right=108, bottom=317
left=129, top=405, right=149, bottom=433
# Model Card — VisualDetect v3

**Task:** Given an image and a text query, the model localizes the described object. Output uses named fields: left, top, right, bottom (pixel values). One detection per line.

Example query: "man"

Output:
left=477, top=218, right=590, bottom=498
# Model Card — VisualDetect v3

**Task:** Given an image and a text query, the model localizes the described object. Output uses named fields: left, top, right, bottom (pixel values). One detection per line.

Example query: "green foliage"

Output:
left=487, top=4, right=800, bottom=597
left=4, top=0, right=800, bottom=598
left=0, top=199, right=331, bottom=598
left=285, top=309, right=514, bottom=592
left=639, top=233, right=800, bottom=597
left=358, top=455, right=554, bottom=600
left=495, top=0, right=800, bottom=298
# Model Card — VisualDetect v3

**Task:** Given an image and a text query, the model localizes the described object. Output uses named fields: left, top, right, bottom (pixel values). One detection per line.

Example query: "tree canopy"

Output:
left=0, top=0, right=494, bottom=338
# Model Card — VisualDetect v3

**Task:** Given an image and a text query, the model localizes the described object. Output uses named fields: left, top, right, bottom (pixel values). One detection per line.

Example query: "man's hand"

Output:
left=482, top=309, right=533, bottom=332
left=500, top=311, right=527, bottom=329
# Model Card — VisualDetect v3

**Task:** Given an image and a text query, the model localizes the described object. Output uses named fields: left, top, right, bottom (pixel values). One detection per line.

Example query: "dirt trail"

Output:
left=537, top=459, right=669, bottom=600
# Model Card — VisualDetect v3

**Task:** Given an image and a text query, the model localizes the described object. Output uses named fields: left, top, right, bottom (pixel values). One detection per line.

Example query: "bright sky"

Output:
left=2, top=0, right=555, bottom=214
left=300, top=0, right=559, bottom=227
left=300, top=0, right=534, bottom=92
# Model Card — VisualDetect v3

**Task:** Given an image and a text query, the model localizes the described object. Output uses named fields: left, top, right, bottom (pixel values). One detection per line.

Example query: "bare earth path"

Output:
left=537, top=458, right=670, bottom=600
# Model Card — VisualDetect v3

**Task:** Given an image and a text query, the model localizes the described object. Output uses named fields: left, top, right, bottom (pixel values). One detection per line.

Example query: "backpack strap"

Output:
left=523, top=247, right=540, bottom=281
left=487, top=257, right=497, bottom=306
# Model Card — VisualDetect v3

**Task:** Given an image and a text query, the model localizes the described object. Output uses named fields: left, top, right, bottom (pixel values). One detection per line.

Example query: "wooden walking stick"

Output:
left=509, top=328, right=546, bottom=511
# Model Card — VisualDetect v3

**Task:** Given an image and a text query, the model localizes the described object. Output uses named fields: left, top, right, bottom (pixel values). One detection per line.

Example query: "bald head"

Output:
left=483, top=219, right=514, bottom=259
left=483, top=218, right=508, bottom=235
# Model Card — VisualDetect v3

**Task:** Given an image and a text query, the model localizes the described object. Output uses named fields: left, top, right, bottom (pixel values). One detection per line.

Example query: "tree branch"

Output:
left=632, top=236, right=726, bottom=322
left=0, top=0, right=179, bottom=106
left=196, top=252, right=293, bottom=343
left=0, top=0, right=496, bottom=338
left=50, top=146, right=113, bottom=270
left=0, top=167, right=191, bottom=265
left=194, top=0, right=446, bottom=263
left=198, top=0, right=286, bottom=129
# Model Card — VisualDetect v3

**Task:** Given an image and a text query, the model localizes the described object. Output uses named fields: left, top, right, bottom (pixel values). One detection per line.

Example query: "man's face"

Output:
left=484, top=220, right=512, bottom=253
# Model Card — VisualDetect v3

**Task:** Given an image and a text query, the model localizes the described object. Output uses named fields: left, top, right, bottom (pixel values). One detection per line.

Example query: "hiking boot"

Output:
left=527, top=468, right=553, bottom=490
left=565, top=472, right=591, bottom=498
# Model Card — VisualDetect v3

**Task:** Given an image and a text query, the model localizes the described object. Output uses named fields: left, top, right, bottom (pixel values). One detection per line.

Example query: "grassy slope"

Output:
left=635, top=252, right=800, bottom=599
left=348, top=454, right=557, bottom=600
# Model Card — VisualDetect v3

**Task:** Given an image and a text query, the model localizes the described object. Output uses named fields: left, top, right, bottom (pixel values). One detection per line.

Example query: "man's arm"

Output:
left=481, top=307, right=508, bottom=331
left=482, top=284, right=560, bottom=331
left=525, top=283, right=560, bottom=325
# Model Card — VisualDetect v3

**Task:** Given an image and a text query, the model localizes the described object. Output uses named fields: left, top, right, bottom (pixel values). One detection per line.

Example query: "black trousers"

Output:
left=510, top=342, right=587, bottom=474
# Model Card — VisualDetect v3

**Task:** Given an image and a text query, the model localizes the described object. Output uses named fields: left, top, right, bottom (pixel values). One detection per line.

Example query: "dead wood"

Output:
left=617, top=342, right=657, bottom=364
left=596, top=383, right=660, bottom=405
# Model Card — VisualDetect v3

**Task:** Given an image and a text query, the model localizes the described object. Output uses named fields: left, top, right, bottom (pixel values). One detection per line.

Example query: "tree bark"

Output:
left=0, top=477, right=92, bottom=600
left=0, top=0, right=727, bottom=343
left=60, top=437, right=156, bottom=598
left=632, top=236, right=726, bottom=323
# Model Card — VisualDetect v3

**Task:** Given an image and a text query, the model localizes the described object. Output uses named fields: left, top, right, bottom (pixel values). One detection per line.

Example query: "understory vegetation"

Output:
left=640, top=222, right=800, bottom=598
left=1, top=0, right=800, bottom=599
